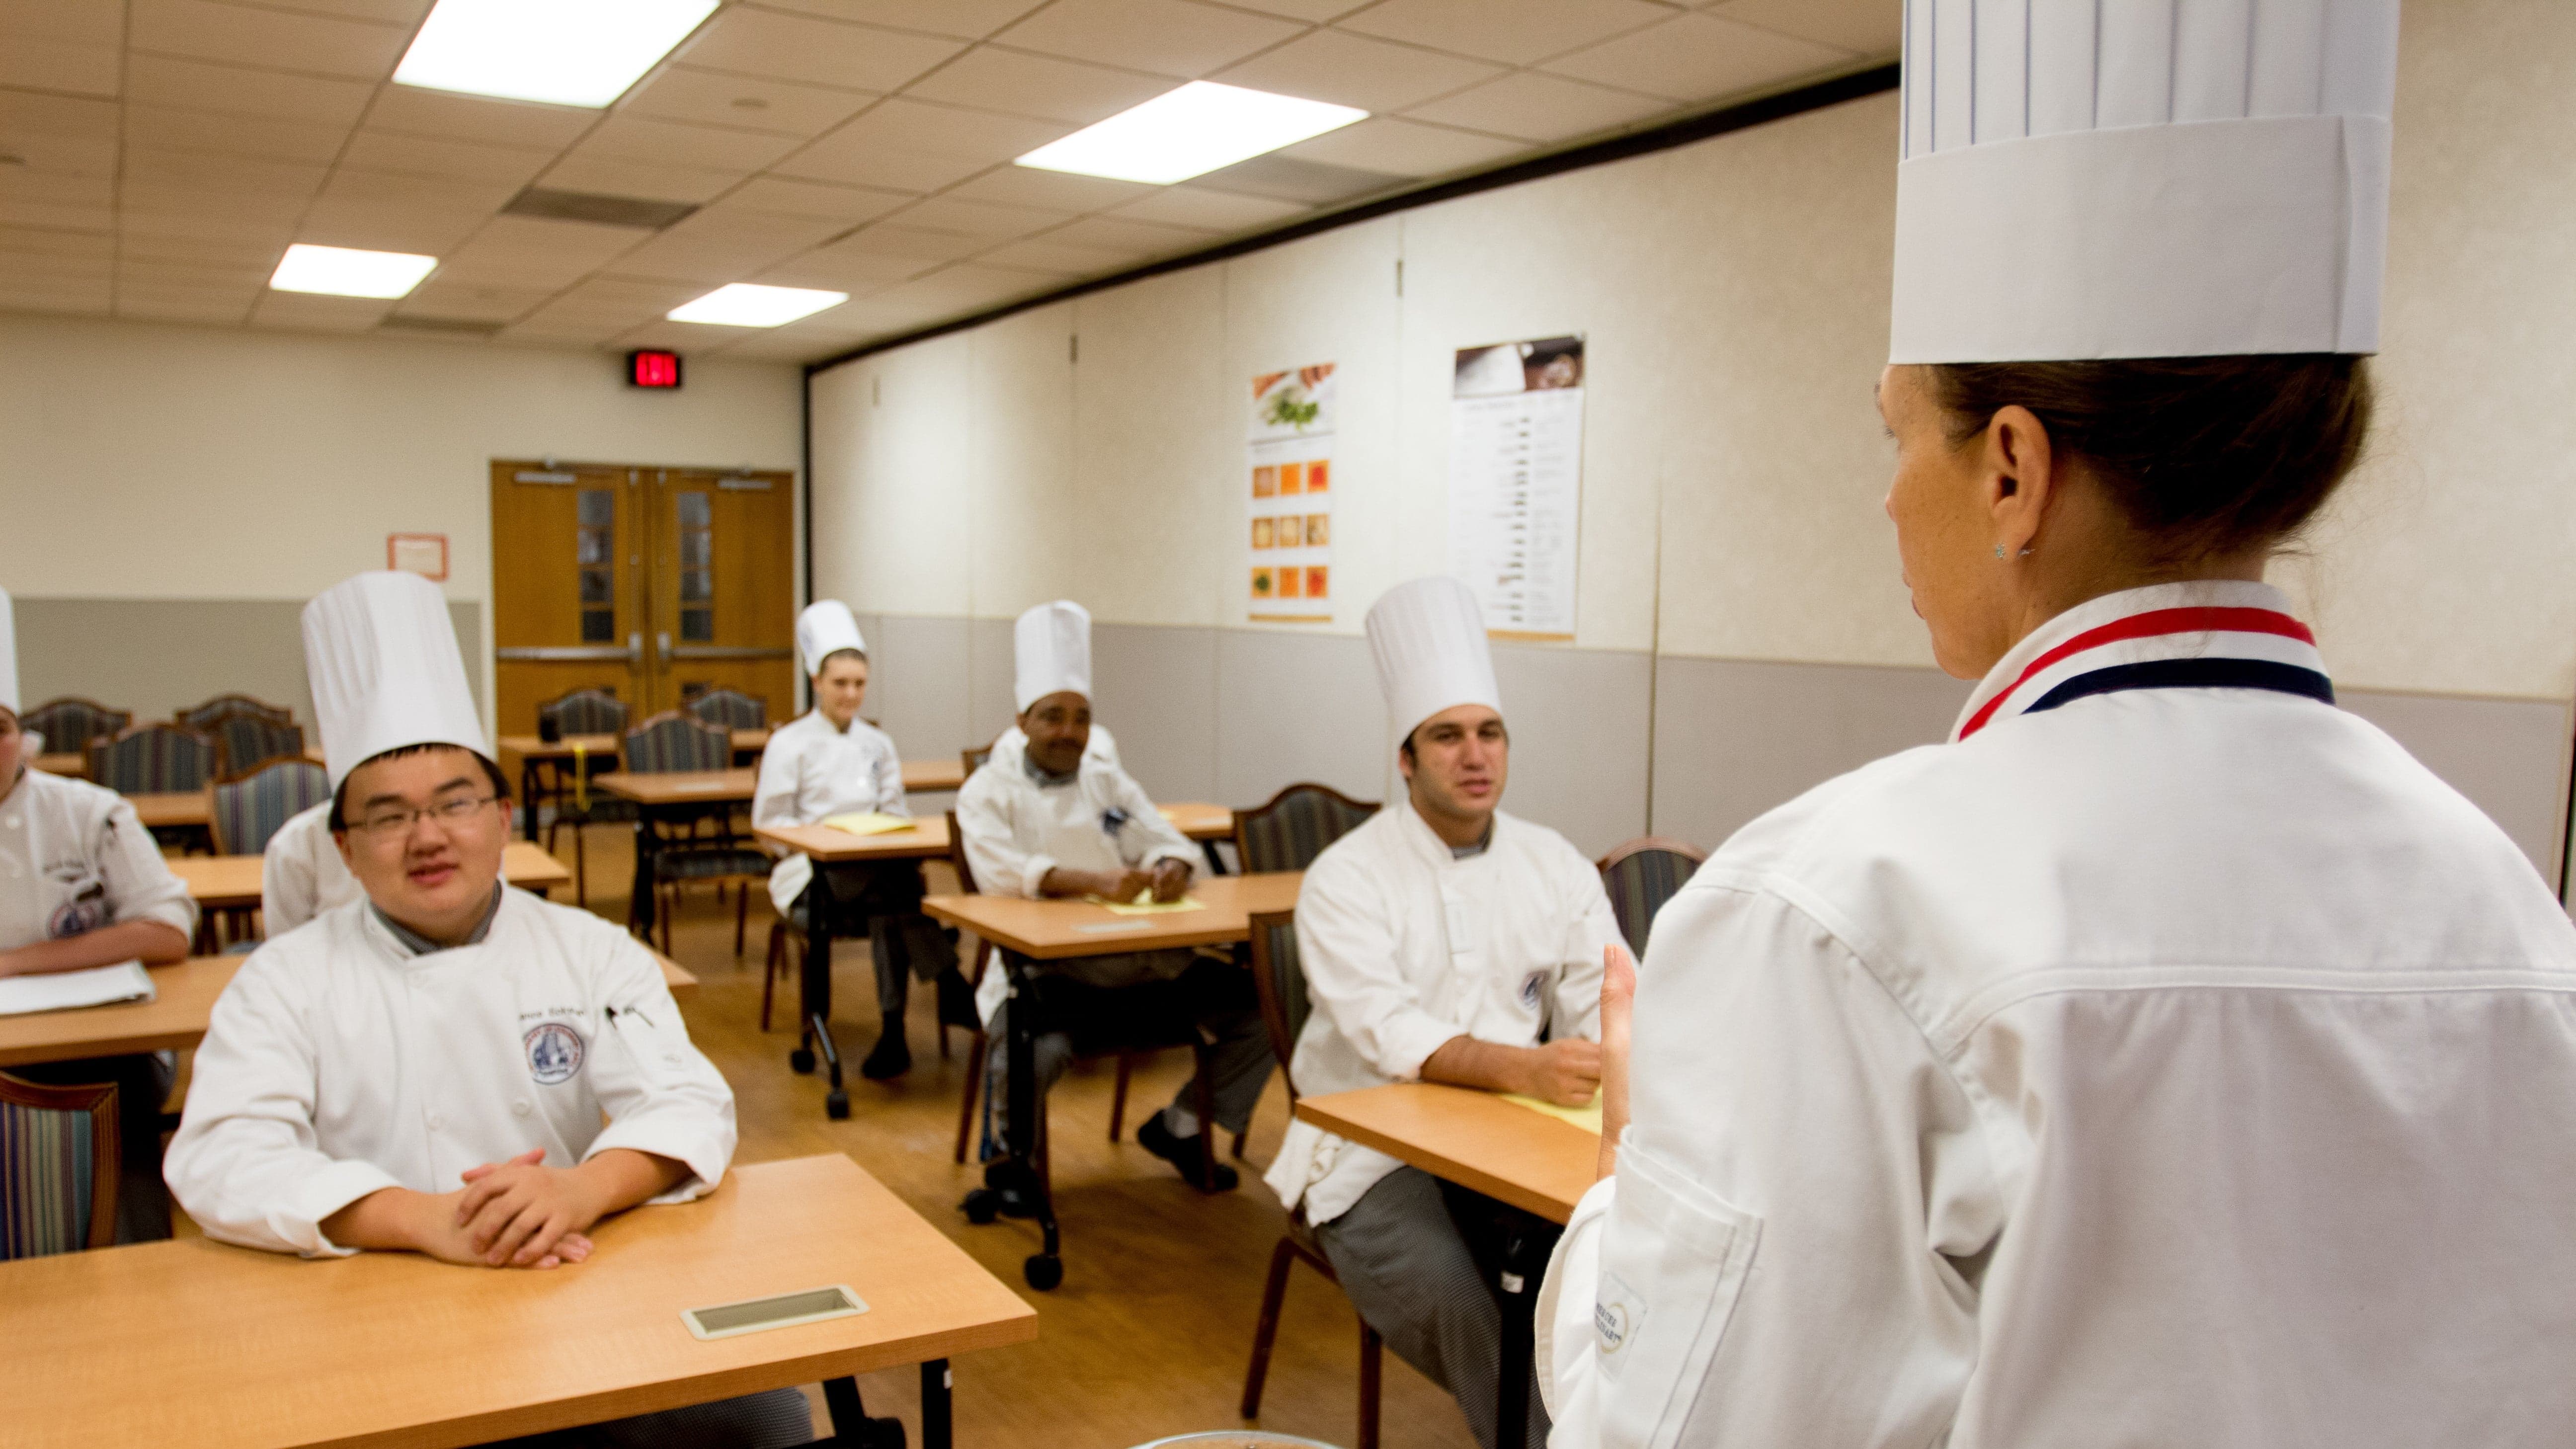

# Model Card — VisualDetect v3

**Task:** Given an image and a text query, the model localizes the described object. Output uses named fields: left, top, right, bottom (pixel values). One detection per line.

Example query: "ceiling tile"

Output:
left=620, top=316, right=766, bottom=351
left=943, top=165, right=1157, bottom=212
left=339, top=131, right=557, bottom=187
left=775, top=98, right=1069, bottom=190
left=993, top=0, right=1305, bottom=80
left=117, top=258, right=268, bottom=291
left=973, top=234, right=1135, bottom=277
left=1277, top=115, right=1524, bottom=177
left=753, top=241, right=927, bottom=294
left=0, top=38, right=121, bottom=97
left=1545, top=13, right=1851, bottom=102
left=1218, top=0, right=1369, bottom=21
left=0, top=130, right=115, bottom=179
left=622, top=66, right=876, bottom=138
left=600, top=207, right=846, bottom=283
left=127, top=54, right=377, bottom=125
left=118, top=227, right=289, bottom=267
left=128, top=0, right=409, bottom=80
left=1338, top=0, right=1671, bottom=66
left=0, top=277, right=110, bottom=313
left=865, top=261, right=1058, bottom=313
left=0, top=89, right=118, bottom=143
left=361, top=86, right=599, bottom=149
left=125, top=146, right=329, bottom=198
left=565, top=114, right=803, bottom=173
left=1110, top=185, right=1308, bottom=232
left=116, top=290, right=259, bottom=323
left=0, top=224, right=111, bottom=260
left=316, top=165, right=515, bottom=212
left=1035, top=213, right=1208, bottom=260
left=522, top=275, right=706, bottom=328
left=122, top=106, right=354, bottom=165
left=1403, top=71, right=1671, bottom=143
left=537, top=154, right=749, bottom=206
left=1701, top=0, right=1896, bottom=57
left=0, top=200, right=112, bottom=231
left=747, top=1, right=1048, bottom=41
left=1213, top=27, right=1503, bottom=113
left=903, top=47, right=1172, bottom=126
left=121, top=182, right=313, bottom=226
left=249, top=287, right=394, bottom=330
left=2, top=0, right=125, bottom=48
left=436, top=214, right=651, bottom=289
left=247, top=0, right=433, bottom=22
left=832, top=222, right=988, bottom=265
left=394, top=279, right=553, bottom=322
left=1189, top=151, right=1397, bottom=204
left=674, top=8, right=966, bottom=92
left=295, top=198, right=495, bottom=255
left=886, top=194, right=1071, bottom=242
left=715, top=175, right=912, bottom=224
left=118, top=206, right=298, bottom=250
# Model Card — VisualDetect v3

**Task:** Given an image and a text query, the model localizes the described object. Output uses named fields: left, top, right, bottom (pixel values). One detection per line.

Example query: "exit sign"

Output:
left=628, top=349, right=682, bottom=389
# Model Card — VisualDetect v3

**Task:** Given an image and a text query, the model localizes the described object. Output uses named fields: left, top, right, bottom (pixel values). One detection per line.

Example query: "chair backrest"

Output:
left=1596, top=836, right=1709, bottom=957
left=961, top=735, right=998, bottom=775
left=623, top=712, right=731, bottom=773
left=542, top=688, right=629, bottom=737
left=0, top=1071, right=119, bottom=1260
left=87, top=723, right=219, bottom=794
left=210, top=717, right=305, bottom=778
left=211, top=758, right=331, bottom=856
left=20, top=698, right=129, bottom=753
left=686, top=688, right=767, bottom=729
left=1245, top=910, right=1311, bottom=1101
left=175, top=694, right=293, bottom=730
left=1233, top=782, right=1380, bottom=875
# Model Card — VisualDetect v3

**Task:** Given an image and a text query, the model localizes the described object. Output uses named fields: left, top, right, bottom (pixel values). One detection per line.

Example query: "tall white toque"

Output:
left=303, top=571, right=489, bottom=789
left=796, top=600, right=868, bottom=679
left=1013, top=600, right=1093, bottom=713
left=1890, top=0, right=2400, bottom=363
left=0, top=586, right=17, bottom=716
left=1367, top=575, right=1502, bottom=741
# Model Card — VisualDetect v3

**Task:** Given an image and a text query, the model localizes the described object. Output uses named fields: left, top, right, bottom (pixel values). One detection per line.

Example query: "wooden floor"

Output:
left=364, top=826, right=1483, bottom=1449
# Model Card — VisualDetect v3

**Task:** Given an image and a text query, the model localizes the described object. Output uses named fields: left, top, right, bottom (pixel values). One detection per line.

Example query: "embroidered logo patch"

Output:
left=524, top=1022, right=585, bottom=1085
left=1596, top=1270, right=1645, bottom=1374
left=48, top=897, right=102, bottom=939
left=1519, top=971, right=1546, bottom=1010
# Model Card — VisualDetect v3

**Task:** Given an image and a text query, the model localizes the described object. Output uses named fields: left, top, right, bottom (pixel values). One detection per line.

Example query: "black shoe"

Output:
left=860, top=1031, right=911, bottom=1080
left=1137, top=1113, right=1238, bottom=1192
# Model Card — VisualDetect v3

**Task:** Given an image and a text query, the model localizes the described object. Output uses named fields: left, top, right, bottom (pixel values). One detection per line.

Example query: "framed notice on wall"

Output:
left=1449, top=336, right=1584, bottom=640
left=388, top=533, right=449, bottom=581
left=1247, top=362, right=1336, bottom=624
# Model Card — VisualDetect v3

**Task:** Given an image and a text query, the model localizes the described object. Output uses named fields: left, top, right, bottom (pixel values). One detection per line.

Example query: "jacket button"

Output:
left=511, top=1100, right=532, bottom=1117
left=426, top=1112, right=445, bottom=1131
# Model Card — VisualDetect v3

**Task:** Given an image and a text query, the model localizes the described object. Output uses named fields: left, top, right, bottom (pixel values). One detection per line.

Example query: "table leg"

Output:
left=1006, top=955, right=1061, bottom=1289
left=822, top=1374, right=904, bottom=1448
left=921, top=1360, right=952, bottom=1449
left=1199, top=838, right=1229, bottom=876
left=1495, top=1221, right=1545, bottom=1449
left=520, top=760, right=539, bottom=841
left=797, top=867, right=848, bottom=1119
left=627, top=813, right=656, bottom=940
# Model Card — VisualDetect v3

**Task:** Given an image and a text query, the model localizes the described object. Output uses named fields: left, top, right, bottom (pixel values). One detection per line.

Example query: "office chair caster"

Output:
left=1023, top=1253, right=1062, bottom=1291
left=825, top=1089, right=849, bottom=1120
left=790, top=1046, right=816, bottom=1074
left=962, top=1188, right=1002, bottom=1225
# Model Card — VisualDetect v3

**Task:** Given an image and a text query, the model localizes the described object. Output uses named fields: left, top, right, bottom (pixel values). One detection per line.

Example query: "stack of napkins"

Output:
left=0, top=960, right=157, bottom=1017
left=823, top=812, right=916, bottom=836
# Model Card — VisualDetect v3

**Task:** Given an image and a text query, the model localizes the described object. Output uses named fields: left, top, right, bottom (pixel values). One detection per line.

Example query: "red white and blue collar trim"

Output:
left=1951, top=581, right=2333, bottom=743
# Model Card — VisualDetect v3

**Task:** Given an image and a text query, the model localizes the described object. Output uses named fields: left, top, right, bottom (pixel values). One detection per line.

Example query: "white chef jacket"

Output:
left=753, top=709, right=907, bottom=915
left=1266, top=802, right=1619, bottom=1225
left=165, top=886, right=737, bottom=1258
left=1539, top=580, right=2576, bottom=1448
left=260, top=802, right=361, bottom=935
left=954, top=747, right=1197, bottom=1023
left=0, top=764, right=197, bottom=950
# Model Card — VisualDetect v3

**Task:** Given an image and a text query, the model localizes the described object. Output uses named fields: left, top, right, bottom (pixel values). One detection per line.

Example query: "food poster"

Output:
left=1248, top=362, right=1336, bottom=624
left=1448, top=335, right=1584, bottom=640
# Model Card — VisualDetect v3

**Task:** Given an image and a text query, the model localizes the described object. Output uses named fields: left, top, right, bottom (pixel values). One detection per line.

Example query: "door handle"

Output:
left=628, top=632, right=644, bottom=666
left=657, top=632, right=673, bottom=663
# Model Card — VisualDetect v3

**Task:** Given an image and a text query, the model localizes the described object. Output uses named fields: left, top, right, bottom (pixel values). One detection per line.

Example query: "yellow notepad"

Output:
left=1085, top=892, right=1208, bottom=915
left=1500, top=1093, right=1605, bottom=1135
left=823, top=812, right=916, bottom=836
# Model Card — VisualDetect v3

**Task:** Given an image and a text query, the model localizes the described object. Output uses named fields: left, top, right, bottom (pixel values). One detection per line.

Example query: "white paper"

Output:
left=0, top=960, right=156, bottom=1017
left=1448, top=348, right=1585, bottom=639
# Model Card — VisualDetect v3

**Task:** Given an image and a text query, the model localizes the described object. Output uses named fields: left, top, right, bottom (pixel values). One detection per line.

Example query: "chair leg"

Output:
left=657, top=882, right=673, bottom=957
left=1109, top=1054, right=1133, bottom=1142
left=1232, top=1128, right=1250, bottom=1161
left=1191, top=1045, right=1221, bottom=1192
left=572, top=824, right=588, bottom=908
left=733, top=882, right=749, bottom=957
left=954, top=1032, right=987, bottom=1165
left=1241, top=1235, right=1298, bottom=1419
left=1358, top=1321, right=1383, bottom=1449
left=761, top=922, right=782, bottom=1032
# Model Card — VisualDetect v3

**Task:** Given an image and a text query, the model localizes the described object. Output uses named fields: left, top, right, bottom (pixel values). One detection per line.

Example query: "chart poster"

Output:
left=1248, top=362, right=1337, bottom=624
left=1448, top=335, right=1584, bottom=640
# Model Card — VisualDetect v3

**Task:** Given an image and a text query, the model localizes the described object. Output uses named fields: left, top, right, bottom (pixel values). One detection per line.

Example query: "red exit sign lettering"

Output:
left=628, top=350, right=682, bottom=389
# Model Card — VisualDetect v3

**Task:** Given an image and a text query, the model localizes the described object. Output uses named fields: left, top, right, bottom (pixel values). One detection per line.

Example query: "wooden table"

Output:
left=1294, top=1083, right=1598, bottom=1449
left=903, top=758, right=966, bottom=793
left=753, top=818, right=955, bottom=1119
left=593, top=768, right=758, bottom=945
left=0, top=953, right=701, bottom=1071
left=34, top=750, right=84, bottom=776
left=128, top=789, right=212, bottom=830
left=0, top=1153, right=1036, bottom=1449
left=172, top=842, right=575, bottom=910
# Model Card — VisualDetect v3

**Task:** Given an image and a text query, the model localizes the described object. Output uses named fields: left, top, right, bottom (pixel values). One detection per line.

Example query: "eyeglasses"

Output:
left=350, top=795, right=500, bottom=837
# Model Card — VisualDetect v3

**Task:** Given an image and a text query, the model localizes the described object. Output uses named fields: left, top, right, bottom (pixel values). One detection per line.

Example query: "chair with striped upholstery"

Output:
left=87, top=723, right=219, bottom=794
left=686, top=688, right=768, bottom=730
left=208, top=757, right=332, bottom=947
left=1596, top=836, right=1710, bottom=958
left=542, top=688, right=629, bottom=737
left=537, top=689, right=634, bottom=907
left=0, top=1071, right=119, bottom=1261
left=19, top=698, right=129, bottom=757
left=1232, top=782, right=1380, bottom=875
left=207, top=716, right=305, bottom=778
left=176, top=694, right=294, bottom=732
left=626, top=712, right=766, bottom=955
left=1238, top=908, right=1381, bottom=1449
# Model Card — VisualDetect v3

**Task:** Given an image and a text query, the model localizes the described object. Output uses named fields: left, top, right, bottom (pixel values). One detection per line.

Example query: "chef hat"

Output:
left=0, top=586, right=17, bottom=716
left=796, top=600, right=868, bottom=678
left=1013, top=600, right=1092, bottom=713
left=303, top=571, right=488, bottom=789
left=1891, top=0, right=2399, bottom=363
left=1367, top=576, right=1501, bottom=740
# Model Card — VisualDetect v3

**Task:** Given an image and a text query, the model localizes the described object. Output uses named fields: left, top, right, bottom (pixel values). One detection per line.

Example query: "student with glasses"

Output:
left=167, top=572, right=810, bottom=1448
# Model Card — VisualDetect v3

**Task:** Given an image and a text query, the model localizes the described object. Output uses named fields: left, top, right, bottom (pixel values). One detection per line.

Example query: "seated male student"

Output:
left=1267, top=576, right=1621, bottom=1449
left=0, top=586, right=198, bottom=1242
left=166, top=572, right=808, bottom=1449
left=954, top=599, right=1271, bottom=1190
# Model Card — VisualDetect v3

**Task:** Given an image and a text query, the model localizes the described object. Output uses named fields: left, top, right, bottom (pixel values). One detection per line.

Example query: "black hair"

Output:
left=330, top=743, right=512, bottom=830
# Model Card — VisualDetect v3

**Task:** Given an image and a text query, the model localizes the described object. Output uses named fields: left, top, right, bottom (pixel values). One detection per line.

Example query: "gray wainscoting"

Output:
left=12, top=597, right=483, bottom=734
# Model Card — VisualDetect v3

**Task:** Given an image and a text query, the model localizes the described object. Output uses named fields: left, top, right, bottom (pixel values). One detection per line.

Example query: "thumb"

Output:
left=1603, top=942, right=1637, bottom=1016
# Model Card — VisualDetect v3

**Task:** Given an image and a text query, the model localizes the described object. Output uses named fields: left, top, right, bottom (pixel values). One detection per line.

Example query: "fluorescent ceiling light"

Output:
left=668, top=284, right=847, bottom=327
left=268, top=243, right=438, bottom=299
left=1015, top=81, right=1366, bottom=185
left=394, top=0, right=717, bottom=108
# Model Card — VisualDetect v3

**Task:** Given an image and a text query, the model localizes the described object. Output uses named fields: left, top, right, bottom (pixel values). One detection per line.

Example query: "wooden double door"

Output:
left=491, top=460, right=796, bottom=736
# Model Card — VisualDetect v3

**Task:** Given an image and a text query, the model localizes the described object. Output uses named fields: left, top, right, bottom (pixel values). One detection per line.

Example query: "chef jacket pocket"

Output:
left=1596, top=1140, right=1761, bottom=1449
